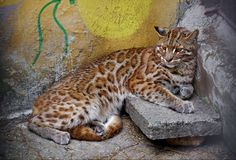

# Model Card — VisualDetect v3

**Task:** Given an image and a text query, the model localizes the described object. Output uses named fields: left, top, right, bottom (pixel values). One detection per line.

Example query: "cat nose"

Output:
left=166, top=56, right=173, bottom=62
left=167, top=58, right=173, bottom=62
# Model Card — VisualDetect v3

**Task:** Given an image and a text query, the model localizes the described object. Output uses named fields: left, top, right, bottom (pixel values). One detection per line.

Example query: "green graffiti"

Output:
left=69, top=0, right=75, bottom=5
left=32, top=0, right=75, bottom=65
left=53, top=1, right=69, bottom=57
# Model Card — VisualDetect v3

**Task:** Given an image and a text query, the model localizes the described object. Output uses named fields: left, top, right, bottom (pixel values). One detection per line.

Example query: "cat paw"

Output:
left=171, top=86, right=180, bottom=95
left=174, top=101, right=194, bottom=114
left=92, top=124, right=105, bottom=136
left=181, top=101, right=195, bottom=113
left=51, top=131, right=70, bottom=145
left=179, top=85, right=194, bottom=100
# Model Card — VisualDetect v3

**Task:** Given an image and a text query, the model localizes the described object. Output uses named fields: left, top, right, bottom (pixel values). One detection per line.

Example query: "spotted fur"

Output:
left=28, top=27, right=199, bottom=144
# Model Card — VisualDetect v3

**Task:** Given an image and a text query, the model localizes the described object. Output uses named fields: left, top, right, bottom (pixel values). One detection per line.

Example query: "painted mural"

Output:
left=33, top=0, right=76, bottom=65
left=32, top=0, right=151, bottom=65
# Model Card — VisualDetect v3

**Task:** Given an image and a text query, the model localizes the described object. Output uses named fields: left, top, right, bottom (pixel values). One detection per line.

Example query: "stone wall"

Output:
left=178, top=0, right=236, bottom=153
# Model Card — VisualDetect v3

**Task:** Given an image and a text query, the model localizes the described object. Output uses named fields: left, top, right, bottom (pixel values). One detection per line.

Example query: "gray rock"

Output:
left=1, top=116, right=234, bottom=160
left=125, top=96, right=222, bottom=140
left=177, top=0, right=236, bottom=153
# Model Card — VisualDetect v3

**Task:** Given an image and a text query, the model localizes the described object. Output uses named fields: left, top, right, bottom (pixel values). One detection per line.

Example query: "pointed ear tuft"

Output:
left=154, top=26, right=167, bottom=37
left=186, top=29, right=199, bottom=42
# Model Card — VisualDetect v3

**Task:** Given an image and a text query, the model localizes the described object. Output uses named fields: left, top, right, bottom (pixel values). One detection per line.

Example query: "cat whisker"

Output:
left=172, top=48, right=176, bottom=53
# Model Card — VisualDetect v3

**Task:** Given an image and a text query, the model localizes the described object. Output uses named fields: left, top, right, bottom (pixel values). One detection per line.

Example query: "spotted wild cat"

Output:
left=28, top=27, right=199, bottom=144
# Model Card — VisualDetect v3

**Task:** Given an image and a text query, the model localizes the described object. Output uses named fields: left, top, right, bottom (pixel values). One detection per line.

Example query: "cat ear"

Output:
left=185, top=29, right=199, bottom=43
left=154, top=26, right=167, bottom=37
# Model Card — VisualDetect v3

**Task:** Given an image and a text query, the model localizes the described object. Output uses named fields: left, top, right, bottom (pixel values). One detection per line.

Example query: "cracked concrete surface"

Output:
left=0, top=115, right=235, bottom=160
left=125, top=96, right=222, bottom=140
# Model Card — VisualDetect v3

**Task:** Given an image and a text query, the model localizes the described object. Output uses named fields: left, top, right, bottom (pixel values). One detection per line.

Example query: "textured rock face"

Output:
left=178, top=0, right=236, bottom=153
left=125, top=96, right=222, bottom=140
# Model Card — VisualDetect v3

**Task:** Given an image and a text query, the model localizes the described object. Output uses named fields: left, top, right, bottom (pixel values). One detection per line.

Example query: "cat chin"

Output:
left=163, top=59, right=181, bottom=68
left=164, top=63, right=176, bottom=68
left=163, top=62, right=179, bottom=68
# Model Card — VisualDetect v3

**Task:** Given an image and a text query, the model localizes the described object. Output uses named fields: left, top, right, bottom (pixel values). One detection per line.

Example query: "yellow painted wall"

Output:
left=3, top=0, right=179, bottom=70
left=78, top=0, right=152, bottom=39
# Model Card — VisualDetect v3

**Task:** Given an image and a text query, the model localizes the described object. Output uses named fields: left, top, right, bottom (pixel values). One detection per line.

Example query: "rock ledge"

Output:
left=125, top=96, right=222, bottom=140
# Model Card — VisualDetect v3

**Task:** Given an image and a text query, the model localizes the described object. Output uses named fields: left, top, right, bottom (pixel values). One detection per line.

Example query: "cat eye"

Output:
left=161, top=46, right=167, bottom=51
left=175, top=48, right=183, bottom=52
left=184, top=51, right=192, bottom=55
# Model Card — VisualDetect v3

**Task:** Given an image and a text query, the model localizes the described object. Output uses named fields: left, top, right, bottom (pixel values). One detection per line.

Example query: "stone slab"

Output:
left=125, top=96, right=222, bottom=140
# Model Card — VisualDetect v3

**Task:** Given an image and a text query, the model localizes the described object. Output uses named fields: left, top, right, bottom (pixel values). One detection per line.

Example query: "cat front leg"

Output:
left=130, top=82, right=194, bottom=113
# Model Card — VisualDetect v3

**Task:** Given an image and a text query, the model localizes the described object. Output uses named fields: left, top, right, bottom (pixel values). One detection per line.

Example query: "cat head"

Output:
left=154, top=26, right=199, bottom=68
